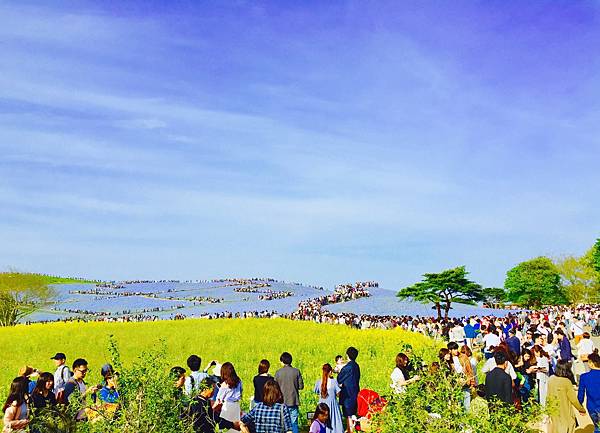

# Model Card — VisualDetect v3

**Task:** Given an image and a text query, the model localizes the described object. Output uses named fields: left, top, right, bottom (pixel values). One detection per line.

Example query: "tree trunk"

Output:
left=435, top=302, right=442, bottom=320
left=444, top=300, right=451, bottom=320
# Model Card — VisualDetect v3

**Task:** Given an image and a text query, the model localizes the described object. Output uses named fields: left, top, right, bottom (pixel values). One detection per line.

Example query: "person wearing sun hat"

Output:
left=18, top=365, right=39, bottom=394
left=51, top=352, right=72, bottom=394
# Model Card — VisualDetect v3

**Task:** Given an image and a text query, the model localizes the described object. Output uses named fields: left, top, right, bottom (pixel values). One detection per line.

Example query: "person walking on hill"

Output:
left=275, top=352, right=304, bottom=433
left=337, top=347, right=360, bottom=433
left=216, top=362, right=243, bottom=433
left=314, top=364, right=343, bottom=433
left=51, top=353, right=71, bottom=395
left=578, top=352, right=600, bottom=433
left=547, top=360, right=585, bottom=433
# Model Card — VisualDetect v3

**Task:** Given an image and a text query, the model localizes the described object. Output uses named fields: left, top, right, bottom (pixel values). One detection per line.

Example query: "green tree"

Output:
left=481, top=287, right=507, bottom=308
left=397, top=266, right=483, bottom=320
left=505, top=257, right=567, bottom=308
left=592, top=238, right=600, bottom=282
left=0, top=272, right=56, bottom=326
left=554, top=253, right=599, bottom=303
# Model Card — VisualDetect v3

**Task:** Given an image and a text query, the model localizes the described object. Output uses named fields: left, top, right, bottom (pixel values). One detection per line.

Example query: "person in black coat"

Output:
left=337, top=347, right=360, bottom=433
left=484, top=352, right=513, bottom=409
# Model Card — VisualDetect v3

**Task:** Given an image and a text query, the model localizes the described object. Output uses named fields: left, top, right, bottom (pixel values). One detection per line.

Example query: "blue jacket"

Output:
left=558, top=337, right=572, bottom=361
left=464, top=324, right=477, bottom=339
left=506, top=336, right=521, bottom=357
left=578, top=369, right=600, bottom=415
left=337, top=360, right=360, bottom=406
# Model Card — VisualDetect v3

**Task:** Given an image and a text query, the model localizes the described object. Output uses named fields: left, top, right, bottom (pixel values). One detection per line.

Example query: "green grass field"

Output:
left=1, top=318, right=437, bottom=419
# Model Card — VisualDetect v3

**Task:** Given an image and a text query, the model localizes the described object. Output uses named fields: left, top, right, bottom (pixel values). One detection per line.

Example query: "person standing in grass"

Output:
left=253, top=360, right=272, bottom=407
left=187, top=377, right=240, bottom=433
left=241, top=379, right=292, bottom=433
left=275, top=352, right=304, bottom=433
left=314, top=364, right=343, bottom=433
left=51, top=352, right=71, bottom=395
left=337, top=347, right=360, bottom=433
left=216, top=362, right=243, bottom=433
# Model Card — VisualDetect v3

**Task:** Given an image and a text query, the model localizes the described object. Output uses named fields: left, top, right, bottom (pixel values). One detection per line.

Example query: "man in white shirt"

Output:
left=482, top=327, right=501, bottom=359
left=577, top=332, right=597, bottom=373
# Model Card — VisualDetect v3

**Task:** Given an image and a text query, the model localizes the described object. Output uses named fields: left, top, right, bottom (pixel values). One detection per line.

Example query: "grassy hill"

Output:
left=0, top=318, right=437, bottom=419
left=36, top=273, right=98, bottom=284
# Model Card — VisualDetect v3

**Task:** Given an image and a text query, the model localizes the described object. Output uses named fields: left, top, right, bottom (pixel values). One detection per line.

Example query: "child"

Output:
left=310, top=403, right=330, bottom=433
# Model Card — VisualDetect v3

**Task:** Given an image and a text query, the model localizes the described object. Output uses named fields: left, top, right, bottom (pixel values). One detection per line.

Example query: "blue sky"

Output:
left=1, top=1, right=599, bottom=288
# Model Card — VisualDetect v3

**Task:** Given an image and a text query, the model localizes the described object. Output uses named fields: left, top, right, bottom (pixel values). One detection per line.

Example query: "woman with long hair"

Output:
left=390, top=353, right=420, bottom=394
left=547, top=360, right=585, bottom=433
left=2, top=377, right=30, bottom=433
left=532, top=345, right=550, bottom=405
left=515, top=348, right=537, bottom=402
left=216, top=362, right=243, bottom=433
left=313, top=364, right=342, bottom=433
left=241, top=379, right=292, bottom=433
left=30, top=372, right=56, bottom=409
left=438, top=348, right=453, bottom=374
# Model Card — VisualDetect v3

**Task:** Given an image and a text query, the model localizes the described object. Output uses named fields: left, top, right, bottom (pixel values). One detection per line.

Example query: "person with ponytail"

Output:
left=313, top=364, right=343, bottom=433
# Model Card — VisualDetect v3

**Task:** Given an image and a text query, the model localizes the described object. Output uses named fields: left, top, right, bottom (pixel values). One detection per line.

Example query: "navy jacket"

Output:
left=506, top=336, right=521, bottom=357
left=337, top=360, right=360, bottom=406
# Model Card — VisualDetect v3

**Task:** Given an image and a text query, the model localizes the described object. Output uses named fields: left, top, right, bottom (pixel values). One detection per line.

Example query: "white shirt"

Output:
left=390, top=367, right=407, bottom=394
left=483, top=333, right=501, bottom=351
left=53, top=364, right=71, bottom=394
left=184, top=370, right=209, bottom=396
left=482, top=358, right=517, bottom=380
left=577, top=339, right=596, bottom=356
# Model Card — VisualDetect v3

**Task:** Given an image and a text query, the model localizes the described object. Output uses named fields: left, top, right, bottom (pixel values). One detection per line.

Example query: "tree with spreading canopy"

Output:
left=481, top=287, right=507, bottom=308
left=0, top=272, right=56, bottom=326
left=397, top=266, right=484, bottom=320
left=505, top=257, right=568, bottom=308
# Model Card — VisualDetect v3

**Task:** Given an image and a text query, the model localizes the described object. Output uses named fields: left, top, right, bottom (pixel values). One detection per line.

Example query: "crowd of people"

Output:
left=8, top=303, right=600, bottom=433
left=3, top=348, right=364, bottom=433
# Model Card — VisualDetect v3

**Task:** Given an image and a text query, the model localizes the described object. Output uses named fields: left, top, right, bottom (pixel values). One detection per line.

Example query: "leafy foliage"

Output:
left=31, top=338, right=193, bottom=433
left=375, top=368, right=545, bottom=433
left=554, top=253, right=599, bottom=303
left=397, top=266, right=484, bottom=319
left=505, top=257, right=567, bottom=308
left=592, top=239, right=600, bottom=282
left=481, top=287, right=507, bottom=308
left=0, top=272, right=56, bottom=326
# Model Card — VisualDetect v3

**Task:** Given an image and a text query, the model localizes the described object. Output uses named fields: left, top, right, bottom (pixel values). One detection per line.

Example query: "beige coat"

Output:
left=547, top=376, right=585, bottom=433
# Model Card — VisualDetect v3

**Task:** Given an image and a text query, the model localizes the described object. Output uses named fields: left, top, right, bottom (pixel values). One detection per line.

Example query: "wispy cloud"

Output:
left=1, top=1, right=599, bottom=286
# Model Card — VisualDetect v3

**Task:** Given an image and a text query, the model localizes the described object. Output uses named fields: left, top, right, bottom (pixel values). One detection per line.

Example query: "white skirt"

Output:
left=220, top=400, right=241, bottom=433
